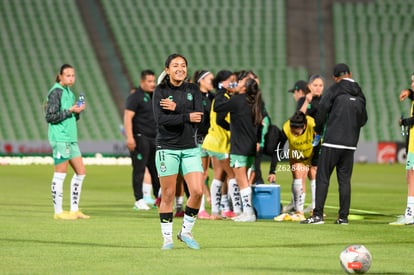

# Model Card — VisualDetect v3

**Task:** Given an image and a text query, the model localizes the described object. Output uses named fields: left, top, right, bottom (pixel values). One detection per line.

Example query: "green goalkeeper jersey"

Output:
left=45, top=82, right=78, bottom=142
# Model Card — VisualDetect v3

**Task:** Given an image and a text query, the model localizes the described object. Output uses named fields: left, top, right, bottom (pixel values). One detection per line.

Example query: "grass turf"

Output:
left=0, top=163, right=412, bottom=274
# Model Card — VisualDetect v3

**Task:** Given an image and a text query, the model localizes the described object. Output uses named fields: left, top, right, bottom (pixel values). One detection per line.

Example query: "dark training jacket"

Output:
left=315, top=79, right=368, bottom=149
left=153, top=81, right=203, bottom=150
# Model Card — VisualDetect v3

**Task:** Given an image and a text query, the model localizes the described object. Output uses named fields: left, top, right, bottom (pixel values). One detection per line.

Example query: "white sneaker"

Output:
left=274, top=213, right=292, bottom=222
left=233, top=213, right=256, bottom=222
left=143, top=195, right=155, bottom=205
left=389, top=215, right=414, bottom=225
left=133, top=199, right=150, bottom=211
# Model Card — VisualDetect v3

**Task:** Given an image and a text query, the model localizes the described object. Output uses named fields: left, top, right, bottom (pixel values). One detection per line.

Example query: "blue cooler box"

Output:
left=252, top=184, right=280, bottom=219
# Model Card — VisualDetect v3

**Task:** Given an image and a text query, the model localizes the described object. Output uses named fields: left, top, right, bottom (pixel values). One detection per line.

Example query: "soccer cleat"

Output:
left=143, top=195, right=155, bottom=205
left=335, top=218, right=349, bottom=225
left=177, top=231, right=200, bottom=249
left=174, top=210, right=184, bottom=217
left=221, top=210, right=237, bottom=219
left=389, top=215, right=414, bottom=225
left=274, top=213, right=292, bottom=222
left=133, top=199, right=151, bottom=211
left=300, top=215, right=324, bottom=224
left=69, top=210, right=90, bottom=219
left=161, top=240, right=174, bottom=250
left=54, top=211, right=77, bottom=220
left=290, top=212, right=306, bottom=222
left=233, top=213, right=256, bottom=222
left=197, top=210, right=210, bottom=219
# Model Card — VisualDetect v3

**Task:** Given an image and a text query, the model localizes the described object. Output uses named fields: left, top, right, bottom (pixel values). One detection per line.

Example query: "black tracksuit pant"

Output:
left=130, top=134, right=160, bottom=201
left=313, top=146, right=355, bottom=219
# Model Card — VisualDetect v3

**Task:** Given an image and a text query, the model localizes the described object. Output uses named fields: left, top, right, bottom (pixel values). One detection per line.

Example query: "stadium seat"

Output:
left=0, top=0, right=122, bottom=142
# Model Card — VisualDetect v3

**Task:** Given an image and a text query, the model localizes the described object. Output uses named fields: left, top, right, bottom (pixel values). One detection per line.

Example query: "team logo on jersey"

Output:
left=160, top=162, right=167, bottom=173
left=187, top=93, right=193, bottom=101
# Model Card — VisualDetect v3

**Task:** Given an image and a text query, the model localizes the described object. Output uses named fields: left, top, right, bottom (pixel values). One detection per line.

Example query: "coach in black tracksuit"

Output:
left=302, top=63, right=368, bottom=225
left=124, top=70, right=160, bottom=209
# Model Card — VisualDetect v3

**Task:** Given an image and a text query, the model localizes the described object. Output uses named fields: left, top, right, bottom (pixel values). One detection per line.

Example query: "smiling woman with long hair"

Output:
left=153, top=54, right=204, bottom=250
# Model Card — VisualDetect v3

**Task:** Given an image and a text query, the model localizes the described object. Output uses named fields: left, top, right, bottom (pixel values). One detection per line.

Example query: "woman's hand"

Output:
left=160, top=97, right=176, bottom=111
left=189, top=112, right=203, bottom=123
left=70, top=102, right=86, bottom=114
left=400, top=89, right=411, bottom=102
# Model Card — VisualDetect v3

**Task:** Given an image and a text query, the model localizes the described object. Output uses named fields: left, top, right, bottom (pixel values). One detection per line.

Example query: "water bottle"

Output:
left=228, top=82, right=238, bottom=89
left=312, top=134, right=321, bottom=147
left=77, top=92, right=85, bottom=107
left=401, top=114, right=407, bottom=136
left=119, top=124, right=126, bottom=137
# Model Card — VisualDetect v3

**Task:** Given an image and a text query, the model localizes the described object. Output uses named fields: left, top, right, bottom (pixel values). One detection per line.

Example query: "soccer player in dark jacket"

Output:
left=301, top=63, right=368, bottom=225
left=153, top=54, right=204, bottom=250
left=214, top=77, right=263, bottom=222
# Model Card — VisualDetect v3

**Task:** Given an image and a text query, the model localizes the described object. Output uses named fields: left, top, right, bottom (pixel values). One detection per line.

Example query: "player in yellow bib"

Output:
left=268, top=111, right=316, bottom=221
left=202, top=70, right=241, bottom=219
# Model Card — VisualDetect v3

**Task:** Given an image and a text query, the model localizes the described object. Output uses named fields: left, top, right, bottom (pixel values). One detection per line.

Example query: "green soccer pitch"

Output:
left=0, top=163, right=412, bottom=274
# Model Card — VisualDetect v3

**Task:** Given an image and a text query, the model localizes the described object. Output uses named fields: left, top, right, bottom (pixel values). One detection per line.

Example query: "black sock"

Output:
left=159, top=212, right=173, bottom=223
left=185, top=206, right=199, bottom=218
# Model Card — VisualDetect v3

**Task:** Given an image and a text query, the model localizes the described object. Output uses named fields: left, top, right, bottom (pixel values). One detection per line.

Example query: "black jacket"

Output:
left=315, top=79, right=368, bottom=149
left=153, top=81, right=203, bottom=150
left=214, top=93, right=258, bottom=156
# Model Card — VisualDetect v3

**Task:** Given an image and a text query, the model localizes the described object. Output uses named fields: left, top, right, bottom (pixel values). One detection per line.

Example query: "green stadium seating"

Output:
left=0, top=0, right=122, bottom=142
left=101, top=0, right=306, bottom=128
left=6, top=0, right=411, bottom=144
left=333, top=0, right=414, bottom=141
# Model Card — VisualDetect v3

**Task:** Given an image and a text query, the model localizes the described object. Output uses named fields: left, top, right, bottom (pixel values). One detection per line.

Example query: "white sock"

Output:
left=182, top=214, right=196, bottom=235
left=70, top=174, right=85, bottom=212
left=200, top=195, right=206, bottom=212
left=210, top=179, right=223, bottom=214
left=51, top=172, right=66, bottom=214
left=300, top=193, right=306, bottom=213
left=240, top=186, right=254, bottom=215
left=161, top=222, right=173, bottom=243
left=220, top=193, right=230, bottom=212
left=142, top=182, right=152, bottom=198
left=175, top=196, right=184, bottom=211
left=405, top=196, right=414, bottom=217
left=310, top=179, right=316, bottom=209
left=228, top=178, right=242, bottom=214
left=292, top=179, right=304, bottom=213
